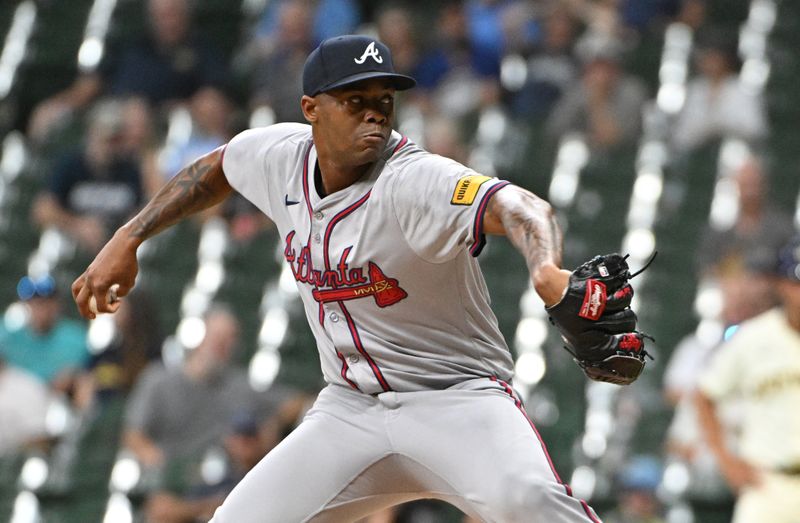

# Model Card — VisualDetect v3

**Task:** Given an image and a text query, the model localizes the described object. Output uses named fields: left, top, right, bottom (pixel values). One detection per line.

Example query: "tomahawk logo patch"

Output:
left=451, top=175, right=491, bottom=205
left=354, top=42, right=383, bottom=64
left=312, top=262, right=407, bottom=308
left=579, top=279, right=607, bottom=320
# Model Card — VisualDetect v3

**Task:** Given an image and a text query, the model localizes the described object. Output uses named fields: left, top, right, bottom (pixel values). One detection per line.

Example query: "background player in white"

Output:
left=72, top=35, right=608, bottom=522
left=695, top=236, right=800, bottom=523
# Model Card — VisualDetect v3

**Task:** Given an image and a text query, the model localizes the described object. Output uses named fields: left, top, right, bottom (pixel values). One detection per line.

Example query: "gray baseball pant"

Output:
left=209, top=378, right=601, bottom=522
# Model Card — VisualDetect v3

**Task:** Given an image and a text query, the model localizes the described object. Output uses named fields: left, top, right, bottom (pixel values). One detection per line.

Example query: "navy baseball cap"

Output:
left=302, top=35, right=416, bottom=96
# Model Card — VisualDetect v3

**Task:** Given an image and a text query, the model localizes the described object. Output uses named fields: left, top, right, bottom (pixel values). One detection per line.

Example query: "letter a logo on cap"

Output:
left=355, top=41, right=383, bottom=64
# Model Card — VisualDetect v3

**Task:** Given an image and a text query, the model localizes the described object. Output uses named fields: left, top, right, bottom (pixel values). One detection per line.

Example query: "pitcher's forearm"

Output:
left=484, top=186, right=562, bottom=268
left=485, top=186, right=562, bottom=270
left=484, top=186, right=567, bottom=305
left=124, top=147, right=232, bottom=242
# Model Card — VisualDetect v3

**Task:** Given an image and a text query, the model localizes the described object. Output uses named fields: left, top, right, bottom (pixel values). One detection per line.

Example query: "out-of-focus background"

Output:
left=0, top=0, right=797, bottom=522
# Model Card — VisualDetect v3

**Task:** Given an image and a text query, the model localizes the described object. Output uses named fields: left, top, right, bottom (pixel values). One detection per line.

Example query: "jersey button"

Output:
left=348, top=354, right=359, bottom=364
left=314, top=233, right=321, bottom=243
left=314, top=211, right=324, bottom=220
left=329, top=312, right=339, bottom=323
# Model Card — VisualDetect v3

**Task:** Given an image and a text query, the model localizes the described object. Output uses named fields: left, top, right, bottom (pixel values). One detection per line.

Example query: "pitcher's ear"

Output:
left=301, top=95, right=318, bottom=123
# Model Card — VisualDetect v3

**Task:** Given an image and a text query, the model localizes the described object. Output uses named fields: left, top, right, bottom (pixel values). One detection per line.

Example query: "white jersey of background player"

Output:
left=73, top=35, right=602, bottom=522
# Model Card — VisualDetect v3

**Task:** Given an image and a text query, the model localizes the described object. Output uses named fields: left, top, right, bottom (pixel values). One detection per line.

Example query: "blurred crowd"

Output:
left=19, top=0, right=771, bottom=256
left=1, top=0, right=797, bottom=522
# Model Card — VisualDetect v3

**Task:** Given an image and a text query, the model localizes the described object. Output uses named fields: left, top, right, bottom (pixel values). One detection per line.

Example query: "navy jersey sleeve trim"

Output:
left=470, top=181, right=511, bottom=257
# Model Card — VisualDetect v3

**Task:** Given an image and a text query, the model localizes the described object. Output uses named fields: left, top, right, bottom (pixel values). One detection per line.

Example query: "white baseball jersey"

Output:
left=699, top=308, right=800, bottom=470
left=222, top=122, right=514, bottom=395
left=699, top=309, right=800, bottom=523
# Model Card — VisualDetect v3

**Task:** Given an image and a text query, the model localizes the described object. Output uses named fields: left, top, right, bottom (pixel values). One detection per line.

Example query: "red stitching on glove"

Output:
left=614, top=286, right=633, bottom=300
left=619, top=334, right=642, bottom=352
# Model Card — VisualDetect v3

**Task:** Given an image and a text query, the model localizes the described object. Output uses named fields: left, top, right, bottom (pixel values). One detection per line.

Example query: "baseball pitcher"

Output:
left=72, top=35, right=648, bottom=522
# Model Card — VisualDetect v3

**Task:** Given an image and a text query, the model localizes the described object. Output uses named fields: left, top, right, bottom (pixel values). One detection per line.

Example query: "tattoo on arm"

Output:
left=130, top=149, right=231, bottom=240
left=489, top=187, right=562, bottom=271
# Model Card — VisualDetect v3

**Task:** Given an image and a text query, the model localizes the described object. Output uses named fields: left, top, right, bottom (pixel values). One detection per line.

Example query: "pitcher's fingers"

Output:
left=74, top=280, right=95, bottom=319
left=98, top=284, right=122, bottom=314
left=71, top=274, right=87, bottom=302
left=113, top=281, right=132, bottom=299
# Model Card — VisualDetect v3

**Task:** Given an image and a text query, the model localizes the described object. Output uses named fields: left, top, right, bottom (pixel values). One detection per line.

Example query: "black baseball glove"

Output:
left=546, top=253, right=653, bottom=385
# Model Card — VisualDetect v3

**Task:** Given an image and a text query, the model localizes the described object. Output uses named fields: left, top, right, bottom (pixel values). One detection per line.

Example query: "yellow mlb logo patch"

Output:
left=451, top=175, right=491, bottom=205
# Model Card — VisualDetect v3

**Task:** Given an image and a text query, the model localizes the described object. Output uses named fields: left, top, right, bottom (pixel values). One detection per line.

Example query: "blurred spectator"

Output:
left=505, top=6, right=580, bottom=121
left=120, top=96, right=167, bottom=202
left=29, top=0, right=231, bottom=143
left=604, top=455, right=666, bottom=523
left=215, top=193, right=273, bottom=245
left=464, top=0, right=521, bottom=77
left=119, top=96, right=158, bottom=160
left=695, top=155, right=795, bottom=277
left=562, top=0, right=628, bottom=58
left=619, top=0, right=682, bottom=34
left=143, top=410, right=268, bottom=523
left=695, top=237, right=800, bottom=523
left=146, top=87, right=236, bottom=197
left=423, top=114, right=469, bottom=165
left=664, top=270, right=776, bottom=406
left=414, top=1, right=502, bottom=119
left=546, top=45, right=647, bottom=152
left=311, top=0, right=361, bottom=42
left=562, top=0, right=681, bottom=38
left=375, top=5, right=421, bottom=80
left=675, top=0, right=708, bottom=31
left=247, top=0, right=315, bottom=124
left=499, top=0, right=541, bottom=55
left=76, top=289, right=164, bottom=409
left=32, top=100, right=144, bottom=254
left=0, top=357, right=52, bottom=456
left=122, top=307, right=262, bottom=469
left=251, top=0, right=361, bottom=48
left=663, top=268, right=775, bottom=502
left=0, top=275, right=89, bottom=395
left=562, top=0, right=681, bottom=46
left=671, top=33, right=767, bottom=153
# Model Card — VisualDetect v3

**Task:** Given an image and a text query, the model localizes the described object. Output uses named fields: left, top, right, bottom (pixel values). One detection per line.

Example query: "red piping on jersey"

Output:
left=301, top=143, right=315, bottom=224
left=313, top=137, right=406, bottom=393
left=393, top=135, right=409, bottom=154
left=490, top=377, right=601, bottom=523
left=323, top=191, right=372, bottom=271
left=300, top=143, right=359, bottom=391
left=301, top=144, right=328, bottom=327
left=470, top=181, right=511, bottom=257
left=336, top=351, right=359, bottom=390
left=340, top=303, right=391, bottom=392
left=322, top=191, right=392, bottom=393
